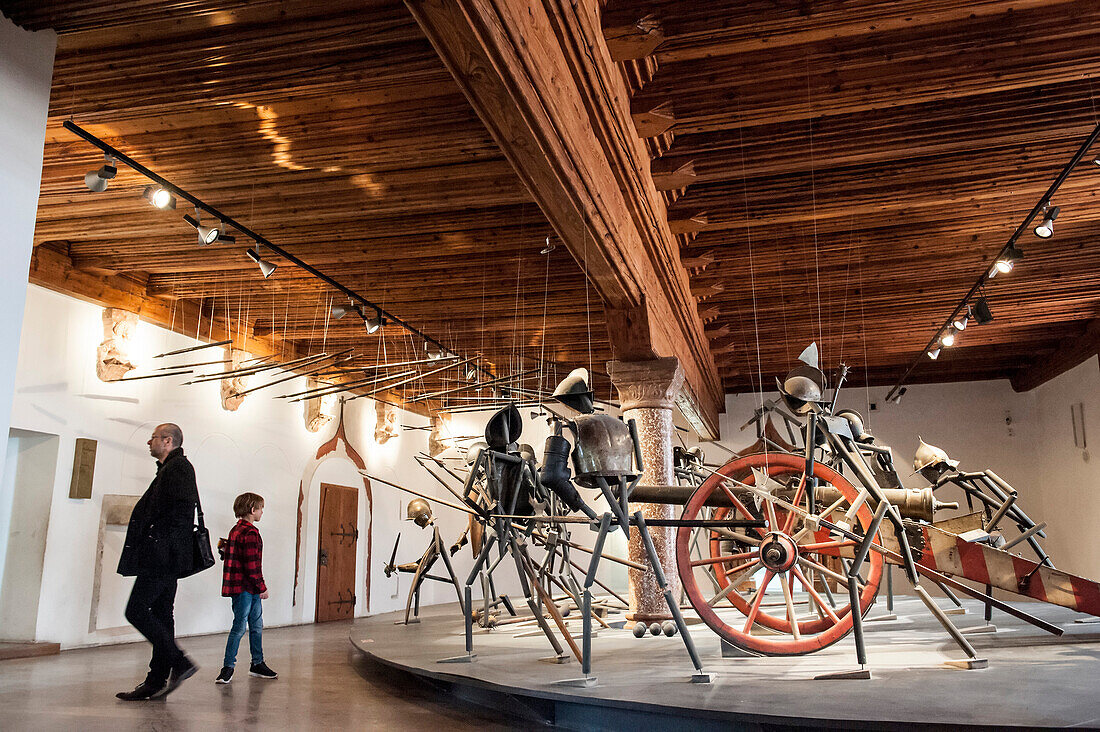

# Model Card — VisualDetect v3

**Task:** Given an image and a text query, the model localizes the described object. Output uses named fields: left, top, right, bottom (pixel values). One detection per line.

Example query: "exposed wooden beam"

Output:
left=1011, top=318, right=1100, bottom=393
left=601, top=10, right=665, bottom=62
left=405, top=0, right=722, bottom=437
left=630, top=99, right=676, bottom=138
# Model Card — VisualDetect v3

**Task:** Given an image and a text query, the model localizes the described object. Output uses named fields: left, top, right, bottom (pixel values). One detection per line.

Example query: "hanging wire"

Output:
left=805, top=60, right=825, bottom=366
left=735, top=98, right=766, bottom=423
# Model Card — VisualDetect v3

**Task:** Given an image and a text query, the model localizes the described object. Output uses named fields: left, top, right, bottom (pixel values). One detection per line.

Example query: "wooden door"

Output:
left=316, top=483, right=358, bottom=622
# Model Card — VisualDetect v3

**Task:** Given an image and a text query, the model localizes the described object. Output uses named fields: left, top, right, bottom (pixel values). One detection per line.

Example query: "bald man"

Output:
left=116, top=423, right=201, bottom=700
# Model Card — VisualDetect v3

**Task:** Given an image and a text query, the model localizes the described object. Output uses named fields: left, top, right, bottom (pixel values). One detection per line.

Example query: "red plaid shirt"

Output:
left=221, top=519, right=267, bottom=597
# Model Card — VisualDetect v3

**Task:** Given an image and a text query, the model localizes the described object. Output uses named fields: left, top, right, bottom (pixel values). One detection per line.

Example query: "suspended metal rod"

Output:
left=886, top=121, right=1100, bottom=402
left=410, top=368, right=540, bottom=402
left=347, top=357, right=477, bottom=401
left=233, top=354, right=354, bottom=398
left=284, top=369, right=418, bottom=403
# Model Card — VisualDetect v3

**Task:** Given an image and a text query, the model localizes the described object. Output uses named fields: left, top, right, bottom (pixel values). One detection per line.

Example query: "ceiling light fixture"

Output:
left=84, top=154, right=116, bottom=192
left=142, top=185, right=176, bottom=209
left=1034, top=205, right=1059, bottom=239
left=940, top=329, right=956, bottom=347
left=995, top=244, right=1024, bottom=274
left=364, top=309, right=383, bottom=334
left=183, top=211, right=220, bottom=245
left=952, top=305, right=971, bottom=331
left=540, top=236, right=556, bottom=255
left=927, top=347, right=941, bottom=360
left=974, top=297, right=994, bottom=324
left=246, top=246, right=278, bottom=278
left=331, top=302, right=350, bottom=319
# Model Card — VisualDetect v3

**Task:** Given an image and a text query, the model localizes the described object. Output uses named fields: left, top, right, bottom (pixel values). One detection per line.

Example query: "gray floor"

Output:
left=355, top=596, right=1100, bottom=729
left=0, top=620, right=523, bottom=731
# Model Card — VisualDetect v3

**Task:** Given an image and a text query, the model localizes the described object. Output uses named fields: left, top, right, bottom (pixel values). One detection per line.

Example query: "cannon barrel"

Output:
left=630, top=484, right=955, bottom=522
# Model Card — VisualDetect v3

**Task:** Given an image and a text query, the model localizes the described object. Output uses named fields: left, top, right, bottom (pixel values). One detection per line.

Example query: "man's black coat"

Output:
left=118, top=447, right=199, bottom=578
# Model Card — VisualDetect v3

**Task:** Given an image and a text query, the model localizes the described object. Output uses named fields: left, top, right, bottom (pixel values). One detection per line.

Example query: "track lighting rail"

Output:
left=63, top=120, right=482, bottom=377
left=885, top=121, right=1100, bottom=402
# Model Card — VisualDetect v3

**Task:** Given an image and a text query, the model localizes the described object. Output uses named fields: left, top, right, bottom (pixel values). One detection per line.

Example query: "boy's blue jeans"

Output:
left=223, top=591, right=263, bottom=668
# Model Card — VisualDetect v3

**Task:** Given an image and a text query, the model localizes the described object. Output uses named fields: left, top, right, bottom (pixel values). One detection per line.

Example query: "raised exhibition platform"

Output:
left=350, top=595, right=1100, bottom=729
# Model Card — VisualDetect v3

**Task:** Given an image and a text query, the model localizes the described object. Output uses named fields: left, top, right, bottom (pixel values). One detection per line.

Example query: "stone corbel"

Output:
left=220, top=348, right=252, bottom=411
left=95, top=307, right=138, bottom=382
left=374, top=399, right=399, bottom=444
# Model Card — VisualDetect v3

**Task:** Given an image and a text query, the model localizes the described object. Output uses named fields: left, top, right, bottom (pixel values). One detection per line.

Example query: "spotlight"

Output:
left=1034, top=206, right=1059, bottom=239
left=540, top=236, right=556, bottom=255
left=995, top=244, right=1023, bottom=274
left=245, top=246, right=277, bottom=278
left=142, top=185, right=176, bottom=209
left=215, top=222, right=236, bottom=245
left=940, top=329, right=955, bottom=347
left=331, top=303, right=350, bottom=319
left=1093, top=157, right=1100, bottom=166
left=974, top=297, right=994, bottom=324
left=927, top=347, right=941, bottom=360
left=84, top=154, right=116, bottom=192
left=466, top=367, right=478, bottom=382
left=183, top=212, right=220, bottom=245
left=364, top=309, right=383, bottom=334
left=953, top=305, right=971, bottom=331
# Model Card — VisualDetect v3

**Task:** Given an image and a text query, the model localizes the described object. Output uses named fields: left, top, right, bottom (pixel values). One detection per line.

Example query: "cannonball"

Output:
left=649, top=623, right=662, bottom=636
left=632, top=622, right=647, bottom=638
left=662, top=621, right=677, bottom=637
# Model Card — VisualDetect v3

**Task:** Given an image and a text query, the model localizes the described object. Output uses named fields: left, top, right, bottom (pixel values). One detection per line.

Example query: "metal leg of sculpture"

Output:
left=634, top=511, right=712, bottom=683
left=508, top=536, right=568, bottom=662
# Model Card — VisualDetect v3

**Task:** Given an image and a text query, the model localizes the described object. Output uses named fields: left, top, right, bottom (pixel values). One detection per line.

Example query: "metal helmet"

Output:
left=776, top=364, right=827, bottom=415
left=485, top=404, right=522, bottom=450
left=518, top=443, right=536, bottom=464
left=913, top=437, right=960, bottom=473
left=553, top=367, right=595, bottom=414
left=465, top=440, right=488, bottom=466
left=836, top=409, right=874, bottom=443
left=406, top=498, right=432, bottom=527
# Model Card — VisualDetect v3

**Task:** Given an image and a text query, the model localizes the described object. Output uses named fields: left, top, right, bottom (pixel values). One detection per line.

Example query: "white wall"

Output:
left=5, top=285, right=504, bottom=648
left=0, top=14, right=55, bottom=484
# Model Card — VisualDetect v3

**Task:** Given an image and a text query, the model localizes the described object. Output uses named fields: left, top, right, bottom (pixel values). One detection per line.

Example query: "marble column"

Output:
left=607, top=357, right=684, bottom=622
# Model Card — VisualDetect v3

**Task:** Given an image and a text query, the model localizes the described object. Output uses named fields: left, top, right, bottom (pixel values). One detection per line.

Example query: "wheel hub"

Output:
left=759, top=532, right=799, bottom=572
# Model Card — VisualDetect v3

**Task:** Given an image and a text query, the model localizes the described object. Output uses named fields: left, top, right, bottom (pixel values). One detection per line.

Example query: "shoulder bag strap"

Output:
left=194, top=493, right=206, bottom=530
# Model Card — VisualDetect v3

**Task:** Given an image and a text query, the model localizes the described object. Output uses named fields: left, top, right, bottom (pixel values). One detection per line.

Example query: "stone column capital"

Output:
left=606, top=357, right=684, bottom=412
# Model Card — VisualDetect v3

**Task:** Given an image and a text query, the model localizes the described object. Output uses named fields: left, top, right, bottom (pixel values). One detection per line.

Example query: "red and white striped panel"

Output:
left=918, top=525, right=1100, bottom=618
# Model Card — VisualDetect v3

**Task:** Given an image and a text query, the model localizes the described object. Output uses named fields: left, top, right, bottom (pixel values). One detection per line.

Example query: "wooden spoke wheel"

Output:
left=676, top=452, right=883, bottom=656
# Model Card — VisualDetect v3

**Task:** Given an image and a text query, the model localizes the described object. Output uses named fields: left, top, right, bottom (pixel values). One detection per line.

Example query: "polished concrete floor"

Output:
left=0, top=621, right=524, bottom=731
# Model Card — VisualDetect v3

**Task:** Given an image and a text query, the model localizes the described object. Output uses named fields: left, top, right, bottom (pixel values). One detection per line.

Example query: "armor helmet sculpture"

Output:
left=406, top=498, right=433, bottom=527
left=836, top=409, right=874, bottom=443
left=571, top=414, right=638, bottom=487
left=913, top=437, right=960, bottom=473
left=552, top=367, right=595, bottom=414
left=465, top=440, right=488, bottom=466
left=776, top=342, right=827, bottom=415
left=485, top=404, right=522, bottom=451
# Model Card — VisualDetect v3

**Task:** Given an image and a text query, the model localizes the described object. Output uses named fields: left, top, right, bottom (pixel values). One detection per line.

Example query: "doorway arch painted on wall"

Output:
left=293, top=410, right=372, bottom=614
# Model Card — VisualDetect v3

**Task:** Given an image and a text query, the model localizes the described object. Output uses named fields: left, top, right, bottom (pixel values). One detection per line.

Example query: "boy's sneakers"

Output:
left=215, top=667, right=233, bottom=684
left=249, top=662, right=278, bottom=679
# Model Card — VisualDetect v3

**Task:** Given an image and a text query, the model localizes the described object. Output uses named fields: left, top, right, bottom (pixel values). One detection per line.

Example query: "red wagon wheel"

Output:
left=676, top=452, right=883, bottom=656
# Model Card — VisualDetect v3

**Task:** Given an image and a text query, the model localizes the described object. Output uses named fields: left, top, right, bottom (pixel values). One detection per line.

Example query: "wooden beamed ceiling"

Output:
left=5, top=0, right=1100, bottom=430
left=602, top=0, right=1100, bottom=392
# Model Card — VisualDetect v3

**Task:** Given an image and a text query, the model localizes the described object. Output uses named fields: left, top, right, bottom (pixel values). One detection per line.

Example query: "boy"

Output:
left=216, top=492, right=277, bottom=683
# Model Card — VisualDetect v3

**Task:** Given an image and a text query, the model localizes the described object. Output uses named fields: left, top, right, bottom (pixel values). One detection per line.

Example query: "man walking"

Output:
left=116, top=423, right=201, bottom=700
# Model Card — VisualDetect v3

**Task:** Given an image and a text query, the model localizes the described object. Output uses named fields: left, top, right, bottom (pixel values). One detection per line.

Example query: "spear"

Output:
left=153, top=339, right=231, bottom=359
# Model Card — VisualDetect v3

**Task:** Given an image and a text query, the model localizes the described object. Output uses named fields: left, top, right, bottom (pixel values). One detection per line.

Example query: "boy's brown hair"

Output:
left=233, top=492, right=265, bottom=518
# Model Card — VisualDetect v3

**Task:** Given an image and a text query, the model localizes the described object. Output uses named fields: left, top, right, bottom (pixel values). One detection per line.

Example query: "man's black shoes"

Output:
left=249, top=662, right=278, bottom=679
left=116, top=680, right=166, bottom=701
left=158, top=656, right=199, bottom=697
left=215, top=666, right=233, bottom=684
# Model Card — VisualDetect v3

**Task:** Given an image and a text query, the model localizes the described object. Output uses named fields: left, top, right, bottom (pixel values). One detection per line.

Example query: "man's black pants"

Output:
left=125, top=575, right=183, bottom=683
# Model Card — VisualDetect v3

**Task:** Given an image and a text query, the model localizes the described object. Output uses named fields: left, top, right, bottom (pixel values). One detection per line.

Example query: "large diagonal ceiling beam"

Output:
left=405, top=0, right=722, bottom=437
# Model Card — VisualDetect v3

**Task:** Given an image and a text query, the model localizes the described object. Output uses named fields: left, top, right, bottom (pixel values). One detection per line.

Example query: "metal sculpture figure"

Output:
left=383, top=498, right=464, bottom=625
